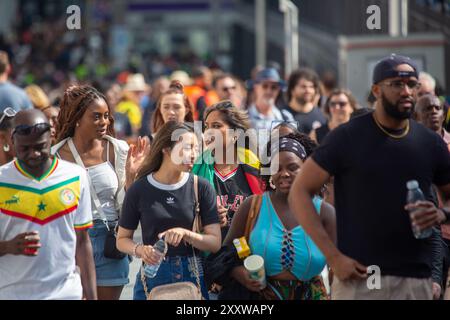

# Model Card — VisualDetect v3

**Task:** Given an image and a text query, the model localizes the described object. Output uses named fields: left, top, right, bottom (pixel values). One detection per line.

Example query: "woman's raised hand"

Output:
left=125, top=136, right=151, bottom=187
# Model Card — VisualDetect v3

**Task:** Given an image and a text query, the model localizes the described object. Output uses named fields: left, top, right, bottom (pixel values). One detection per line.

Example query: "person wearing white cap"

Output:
left=170, top=70, right=192, bottom=87
left=116, top=74, right=149, bottom=136
left=418, top=72, right=437, bottom=98
left=0, top=107, right=17, bottom=165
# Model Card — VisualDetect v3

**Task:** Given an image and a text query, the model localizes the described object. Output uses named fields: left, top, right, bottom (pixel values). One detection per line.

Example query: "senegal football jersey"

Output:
left=0, top=158, right=92, bottom=300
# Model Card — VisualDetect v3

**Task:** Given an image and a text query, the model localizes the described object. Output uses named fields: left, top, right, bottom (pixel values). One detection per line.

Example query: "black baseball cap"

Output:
left=373, top=54, right=419, bottom=84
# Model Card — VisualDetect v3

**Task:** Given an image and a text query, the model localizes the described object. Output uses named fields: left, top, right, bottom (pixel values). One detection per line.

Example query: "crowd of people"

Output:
left=0, top=48, right=450, bottom=301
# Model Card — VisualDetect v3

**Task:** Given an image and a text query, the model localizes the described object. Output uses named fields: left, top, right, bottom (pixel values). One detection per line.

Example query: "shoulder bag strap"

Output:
left=68, top=138, right=110, bottom=230
left=103, top=136, right=124, bottom=217
left=244, top=194, right=263, bottom=241
left=141, top=175, right=203, bottom=300
left=191, top=175, right=202, bottom=293
left=193, top=175, right=201, bottom=233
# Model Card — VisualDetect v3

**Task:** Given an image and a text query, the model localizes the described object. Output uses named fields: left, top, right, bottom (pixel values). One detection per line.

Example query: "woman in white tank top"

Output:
left=51, top=85, right=149, bottom=300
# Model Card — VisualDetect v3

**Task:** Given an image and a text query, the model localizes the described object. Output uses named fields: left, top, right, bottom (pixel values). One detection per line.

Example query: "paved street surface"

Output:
left=120, top=224, right=142, bottom=300
left=118, top=225, right=331, bottom=299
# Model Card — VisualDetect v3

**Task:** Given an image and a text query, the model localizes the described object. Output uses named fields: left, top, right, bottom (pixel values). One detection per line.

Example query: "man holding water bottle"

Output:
left=289, top=54, right=450, bottom=300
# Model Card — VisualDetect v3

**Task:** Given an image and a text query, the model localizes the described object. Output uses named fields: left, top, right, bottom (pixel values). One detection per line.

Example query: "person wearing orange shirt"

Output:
left=185, top=66, right=219, bottom=121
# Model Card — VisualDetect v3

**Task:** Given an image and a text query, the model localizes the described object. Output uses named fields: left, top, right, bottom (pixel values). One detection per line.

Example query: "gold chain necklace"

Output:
left=373, top=114, right=410, bottom=139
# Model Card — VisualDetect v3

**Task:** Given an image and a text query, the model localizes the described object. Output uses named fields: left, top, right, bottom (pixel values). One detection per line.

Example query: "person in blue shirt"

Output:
left=247, top=68, right=294, bottom=147
left=0, top=51, right=33, bottom=112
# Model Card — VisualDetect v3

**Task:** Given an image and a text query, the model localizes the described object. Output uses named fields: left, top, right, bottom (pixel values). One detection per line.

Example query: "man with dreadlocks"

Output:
left=51, top=85, right=149, bottom=300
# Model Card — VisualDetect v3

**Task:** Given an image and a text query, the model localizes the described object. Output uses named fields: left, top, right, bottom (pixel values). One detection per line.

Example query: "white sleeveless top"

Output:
left=57, top=141, right=119, bottom=222
left=86, top=142, right=119, bottom=222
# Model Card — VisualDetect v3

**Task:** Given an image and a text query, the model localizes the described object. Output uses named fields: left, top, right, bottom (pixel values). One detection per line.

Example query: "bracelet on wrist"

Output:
left=133, top=243, right=142, bottom=258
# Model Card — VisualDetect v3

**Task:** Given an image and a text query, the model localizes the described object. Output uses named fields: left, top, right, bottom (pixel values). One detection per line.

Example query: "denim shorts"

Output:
left=88, top=221, right=130, bottom=287
left=133, top=255, right=209, bottom=300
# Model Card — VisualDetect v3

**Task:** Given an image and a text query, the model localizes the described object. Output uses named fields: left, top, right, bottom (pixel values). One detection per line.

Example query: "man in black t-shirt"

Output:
left=289, top=54, right=450, bottom=300
left=284, top=68, right=327, bottom=134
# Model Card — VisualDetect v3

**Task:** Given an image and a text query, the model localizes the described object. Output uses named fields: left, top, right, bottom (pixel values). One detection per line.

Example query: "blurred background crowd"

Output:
left=0, top=0, right=448, bottom=142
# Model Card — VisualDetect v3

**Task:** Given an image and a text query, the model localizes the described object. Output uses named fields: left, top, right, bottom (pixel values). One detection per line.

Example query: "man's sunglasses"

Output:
left=381, top=80, right=421, bottom=91
left=0, top=107, right=17, bottom=125
left=12, top=123, right=51, bottom=136
left=262, top=83, right=280, bottom=91
left=329, top=101, right=349, bottom=108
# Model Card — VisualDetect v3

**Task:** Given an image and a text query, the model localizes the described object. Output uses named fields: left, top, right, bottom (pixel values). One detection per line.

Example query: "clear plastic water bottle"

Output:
left=143, top=239, right=167, bottom=278
left=406, top=180, right=432, bottom=239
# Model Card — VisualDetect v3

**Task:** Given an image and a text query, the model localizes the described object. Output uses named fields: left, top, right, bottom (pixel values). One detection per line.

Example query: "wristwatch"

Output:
left=440, top=208, right=450, bottom=225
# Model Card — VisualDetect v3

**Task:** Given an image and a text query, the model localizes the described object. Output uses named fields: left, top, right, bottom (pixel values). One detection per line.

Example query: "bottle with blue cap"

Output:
left=406, top=180, right=432, bottom=239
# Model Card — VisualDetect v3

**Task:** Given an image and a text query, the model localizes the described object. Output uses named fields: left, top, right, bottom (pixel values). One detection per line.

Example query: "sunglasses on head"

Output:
left=12, top=123, right=51, bottom=136
left=0, top=107, right=17, bottom=125
left=271, top=120, right=299, bottom=132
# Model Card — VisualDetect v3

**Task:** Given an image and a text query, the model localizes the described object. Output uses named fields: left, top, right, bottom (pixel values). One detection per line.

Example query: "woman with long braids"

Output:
left=51, top=85, right=149, bottom=300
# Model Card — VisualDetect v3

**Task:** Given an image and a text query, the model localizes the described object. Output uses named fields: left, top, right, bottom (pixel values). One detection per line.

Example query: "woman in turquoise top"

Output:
left=223, top=133, right=336, bottom=300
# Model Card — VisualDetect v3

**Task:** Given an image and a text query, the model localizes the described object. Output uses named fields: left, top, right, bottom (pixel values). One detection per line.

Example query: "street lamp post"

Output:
left=255, top=0, right=267, bottom=67
left=389, top=0, right=409, bottom=37
left=279, top=0, right=299, bottom=78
